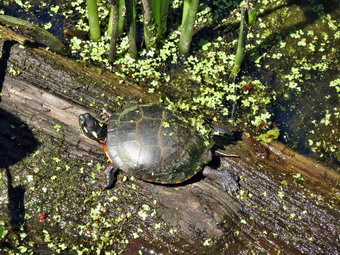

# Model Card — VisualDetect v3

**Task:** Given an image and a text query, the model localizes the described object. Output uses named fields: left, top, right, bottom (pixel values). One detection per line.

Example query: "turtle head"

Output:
left=79, top=113, right=107, bottom=144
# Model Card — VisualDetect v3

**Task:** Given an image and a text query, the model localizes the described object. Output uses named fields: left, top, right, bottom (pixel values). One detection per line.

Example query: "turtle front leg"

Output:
left=104, top=163, right=119, bottom=190
left=202, top=166, right=239, bottom=194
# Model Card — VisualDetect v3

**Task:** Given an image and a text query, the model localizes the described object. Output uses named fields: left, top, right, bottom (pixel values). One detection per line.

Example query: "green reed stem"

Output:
left=108, top=0, right=125, bottom=38
left=230, top=7, right=246, bottom=79
left=178, top=0, right=199, bottom=56
left=126, top=0, right=137, bottom=58
left=86, top=0, right=101, bottom=41
left=141, top=0, right=156, bottom=49
left=108, top=1, right=119, bottom=62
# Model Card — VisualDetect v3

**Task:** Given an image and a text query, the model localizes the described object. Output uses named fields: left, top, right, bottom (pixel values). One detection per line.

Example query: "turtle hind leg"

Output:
left=202, top=166, right=239, bottom=194
left=103, top=163, right=119, bottom=190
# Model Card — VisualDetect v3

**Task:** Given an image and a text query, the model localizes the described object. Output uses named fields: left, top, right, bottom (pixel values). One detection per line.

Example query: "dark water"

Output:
left=0, top=0, right=338, bottom=169
left=0, top=1, right=339, bottom=254
left=272, top=72, right=339, bottom=168
left=0, top=0, right=82, bottom=41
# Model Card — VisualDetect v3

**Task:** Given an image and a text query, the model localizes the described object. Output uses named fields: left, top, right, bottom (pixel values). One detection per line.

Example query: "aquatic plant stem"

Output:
left=159, top=0, right=170, bottom=37
left=126, top=0, right=137, bottom=58
left=246, top=0, right=257, bottom=25
left=141, top=0, right=156, bottom=49
left=108, top=1, right=119, bottom=62
left=107, top=5, right=114, bottom=38
left=230, top=7, right=246, bottom=79
left=151, top=0, right=160, bottom=31
left=86, top=0, right=101, bottom=41
left=117, top=0, right=126, bottom=35
left=179, top=0, right=200, bottom=56
left=107, top=0, right=125, bottom=38
left=151, top=0, right=170, bottom=41
left=230, top=1, right=257, bottom=80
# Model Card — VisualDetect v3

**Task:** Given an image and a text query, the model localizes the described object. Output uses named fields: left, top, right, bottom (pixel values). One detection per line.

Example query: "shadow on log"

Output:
left=0, top=25, right=339, bottom=254
left=0, top=109, right=39, bottom=234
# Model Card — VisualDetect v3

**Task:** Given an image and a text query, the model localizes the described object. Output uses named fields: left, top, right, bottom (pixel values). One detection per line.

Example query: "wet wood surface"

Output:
left=1, top=25, right=339, bottom=254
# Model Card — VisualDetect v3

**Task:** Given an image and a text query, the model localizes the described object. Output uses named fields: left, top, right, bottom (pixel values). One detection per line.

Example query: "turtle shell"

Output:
left=106, top=104, right=212, bottom=184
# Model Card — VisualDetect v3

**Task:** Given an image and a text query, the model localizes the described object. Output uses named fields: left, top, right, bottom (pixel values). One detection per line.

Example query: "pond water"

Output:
left=0, top=0, right=338, bottom=162
left=251, top=3, right=339, bottom=168
left=0, top=1, right=339, bottom=254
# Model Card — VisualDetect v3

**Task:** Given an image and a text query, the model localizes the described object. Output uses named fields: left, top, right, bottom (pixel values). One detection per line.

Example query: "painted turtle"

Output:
left=79, top=104, right=239, bottom=193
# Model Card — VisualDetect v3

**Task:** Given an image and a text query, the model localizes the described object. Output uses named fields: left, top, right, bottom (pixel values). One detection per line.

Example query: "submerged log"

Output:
left=0, top=25, right=339, bottom=254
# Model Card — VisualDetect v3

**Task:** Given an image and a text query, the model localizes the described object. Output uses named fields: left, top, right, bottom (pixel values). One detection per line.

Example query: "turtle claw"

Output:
left=202, top=166, right=240, bottom=195
left=103, top=163, right=119, bottom=190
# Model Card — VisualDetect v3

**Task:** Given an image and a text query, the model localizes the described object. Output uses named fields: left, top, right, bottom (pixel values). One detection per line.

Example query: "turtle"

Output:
left=79, top=104, right=239, bottom=193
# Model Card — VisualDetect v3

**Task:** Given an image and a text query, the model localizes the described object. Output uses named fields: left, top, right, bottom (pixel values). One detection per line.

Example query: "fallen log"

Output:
left=0, top=25, right=339, bottom=254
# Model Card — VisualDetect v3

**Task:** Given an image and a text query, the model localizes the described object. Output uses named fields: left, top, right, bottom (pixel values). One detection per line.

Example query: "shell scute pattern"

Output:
left=106, top=105, right=211, bottom=184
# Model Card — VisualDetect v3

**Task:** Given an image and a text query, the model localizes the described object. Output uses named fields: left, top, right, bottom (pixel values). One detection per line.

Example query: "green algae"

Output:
left=0, top=129, right=178, bottom=254
left=1, top=0, right=337, bottom=164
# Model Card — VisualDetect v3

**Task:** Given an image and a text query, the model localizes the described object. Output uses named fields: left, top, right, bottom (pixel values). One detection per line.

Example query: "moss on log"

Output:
left=0, top=25, right=339, bottom=254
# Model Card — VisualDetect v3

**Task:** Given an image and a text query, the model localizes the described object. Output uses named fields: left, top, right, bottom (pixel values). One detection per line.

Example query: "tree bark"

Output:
left=0, top=25, right=339, bottom=254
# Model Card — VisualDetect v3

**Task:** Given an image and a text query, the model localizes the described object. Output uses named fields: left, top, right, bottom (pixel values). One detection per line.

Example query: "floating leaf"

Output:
left=257, top=128, right=280, bottom=143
